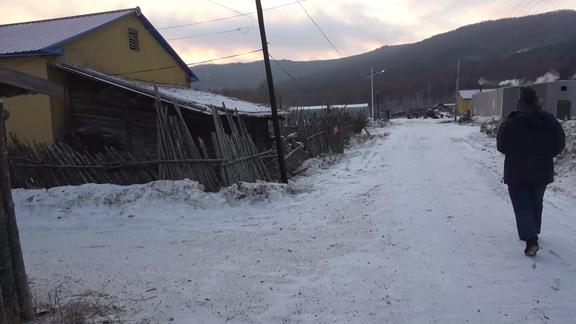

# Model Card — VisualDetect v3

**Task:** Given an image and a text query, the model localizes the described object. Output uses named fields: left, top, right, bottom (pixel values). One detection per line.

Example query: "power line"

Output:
left=157, top=0, right=307, bottom=30
left=516, top=0, right=541, bottom=16
left=166, top=27, right=249, bottom=41
left=188, top=48, right=263, bottom=65
left=505, top=0, right=530, bottom=17
left=296, top=0, right=344, bottom=58
left=552, top=0, right=569, bottom=11
left=268, top=53, right=306, bottom=91
left=206, top=0, right=255, bottom=31
left=530, top=0, right=557, bottom=13
left=489, top=0, right=513, bottom=19
left=110, top=48, right=263, bottom=76
left=207, top=0, right=253, bottom=20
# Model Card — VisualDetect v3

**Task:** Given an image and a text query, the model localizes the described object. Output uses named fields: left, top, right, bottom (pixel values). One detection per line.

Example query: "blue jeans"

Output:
left=508, top=185, right=547, bottom=241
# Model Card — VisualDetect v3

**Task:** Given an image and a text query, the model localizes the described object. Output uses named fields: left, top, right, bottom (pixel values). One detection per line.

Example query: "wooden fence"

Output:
left=8, top=95, right=368, bottom=191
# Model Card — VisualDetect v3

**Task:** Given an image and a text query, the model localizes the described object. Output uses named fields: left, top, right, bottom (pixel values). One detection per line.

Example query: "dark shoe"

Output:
left=524, top=239, right=539, bottom=257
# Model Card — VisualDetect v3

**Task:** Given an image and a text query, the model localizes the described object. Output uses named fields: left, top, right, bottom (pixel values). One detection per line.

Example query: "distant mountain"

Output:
left=192, top=10, right=576, bottom=108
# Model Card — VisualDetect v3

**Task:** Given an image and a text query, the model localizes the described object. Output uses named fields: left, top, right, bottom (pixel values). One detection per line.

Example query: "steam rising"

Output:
left=534, top=71, right=560, bottom=84
left=496, top=70, right=561, bottom=87
left=478, top=78, right=497, bottom=86
left=498, top=79, right=523, bottom=87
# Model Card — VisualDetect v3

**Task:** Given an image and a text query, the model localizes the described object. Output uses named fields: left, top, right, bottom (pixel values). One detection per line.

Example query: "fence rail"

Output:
left=8, top=95, right=368, bottom=191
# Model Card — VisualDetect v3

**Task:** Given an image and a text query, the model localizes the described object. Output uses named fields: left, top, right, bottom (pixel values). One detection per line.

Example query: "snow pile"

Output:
left=220, top=182, right=306, bottom=205
left=479, top=118, right=500, bottom=138
left=472, top=116, right=500, bottom=124
left=14, top=180, right=217, bottom=212
left=555, top=120, right=576, bottom=176
left=13, top=179, right=304, bottom=218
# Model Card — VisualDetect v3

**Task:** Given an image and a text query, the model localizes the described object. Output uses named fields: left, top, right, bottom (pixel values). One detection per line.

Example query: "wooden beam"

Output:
left=0, top=67, right=64, bottom=98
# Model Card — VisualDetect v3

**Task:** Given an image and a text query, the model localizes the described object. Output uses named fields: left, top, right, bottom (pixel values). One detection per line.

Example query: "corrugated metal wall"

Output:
left=472, top=81, right=576, bottom=119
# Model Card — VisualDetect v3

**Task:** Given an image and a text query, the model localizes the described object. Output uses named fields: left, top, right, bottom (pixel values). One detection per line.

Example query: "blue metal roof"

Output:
left=0, top=8, right=198, bottom=82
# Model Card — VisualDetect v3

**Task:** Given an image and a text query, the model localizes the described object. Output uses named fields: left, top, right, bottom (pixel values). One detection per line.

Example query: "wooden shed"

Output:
left=53, top=64, right=273, bottom=157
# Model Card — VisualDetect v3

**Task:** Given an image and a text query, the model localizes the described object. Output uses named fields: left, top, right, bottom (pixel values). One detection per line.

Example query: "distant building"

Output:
left=457, top=90, right=484, bottom=114
left=471, top=80, right=575, bottom=119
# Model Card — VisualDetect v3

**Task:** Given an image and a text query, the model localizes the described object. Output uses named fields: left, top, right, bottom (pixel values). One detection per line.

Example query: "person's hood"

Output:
left=508, top=104, right=549, bottom=129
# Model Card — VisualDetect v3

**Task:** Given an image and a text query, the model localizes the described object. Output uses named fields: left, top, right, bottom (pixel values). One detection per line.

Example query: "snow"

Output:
left=16, top=119, right=576, bottom=323
left=289, top=103, right=369, bottom=111
left=459, top=89, right=483, bottom=99
left=555, top=120, right=576, bottom=189
left=60, top=64, right=271, bottom=115
left=135, top=81, right=272, bottom=114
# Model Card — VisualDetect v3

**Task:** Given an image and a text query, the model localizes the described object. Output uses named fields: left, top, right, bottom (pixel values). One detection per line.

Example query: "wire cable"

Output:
left=552, top=0, right=569, bottom=11
left=296, top=0, right=344, bottom=58
left=188, top=48, right=263, bottom=66
left=530, top=0, right=557, bottom=13
left=157, top=0, right=307, bottom=30
left=505, top=0, right=530, bottom=17
left=109, top=48, right=263, bottom=76
left=166, top=27, right=249, bottom=41
left=489, top=0, right=513, bottom=19
left=268, top=53, right=307, bottom=91
left=207, top=0, right=253, bottom=20
left=515, top=0, right=542, bottom=16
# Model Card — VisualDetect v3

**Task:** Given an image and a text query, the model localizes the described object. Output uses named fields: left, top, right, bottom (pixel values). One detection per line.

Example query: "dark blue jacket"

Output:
left=496, top=104, right=566, bottom=186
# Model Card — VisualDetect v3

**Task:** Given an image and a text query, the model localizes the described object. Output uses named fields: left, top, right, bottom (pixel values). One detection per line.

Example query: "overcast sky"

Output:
left=1, top=0, right=575, bottom=65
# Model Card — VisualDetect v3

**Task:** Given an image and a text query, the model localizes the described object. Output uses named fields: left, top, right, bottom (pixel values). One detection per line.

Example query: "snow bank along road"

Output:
left=16, top=119, right=576, bottom=323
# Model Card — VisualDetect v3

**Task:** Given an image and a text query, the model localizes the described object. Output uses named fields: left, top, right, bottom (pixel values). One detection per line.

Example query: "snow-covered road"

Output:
left=17, top=119, right=576, bottom=323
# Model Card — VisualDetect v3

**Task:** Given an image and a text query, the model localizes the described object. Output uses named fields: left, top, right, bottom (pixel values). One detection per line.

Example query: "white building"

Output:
left=472, top=80, right=575, bottom=120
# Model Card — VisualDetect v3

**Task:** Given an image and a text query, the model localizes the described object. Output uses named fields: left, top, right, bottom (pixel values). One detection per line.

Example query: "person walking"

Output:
left=497, top=87, right=565, bottom=257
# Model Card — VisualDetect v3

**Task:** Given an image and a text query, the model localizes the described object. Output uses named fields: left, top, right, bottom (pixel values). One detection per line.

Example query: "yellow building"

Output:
left=457, top=90, right=482, bottom=114
left=0, top=7, right=197, bottom=143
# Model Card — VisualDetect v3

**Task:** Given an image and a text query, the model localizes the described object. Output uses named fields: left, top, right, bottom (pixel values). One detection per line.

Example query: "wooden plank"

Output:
left=0, top=67, right=64, bottom=98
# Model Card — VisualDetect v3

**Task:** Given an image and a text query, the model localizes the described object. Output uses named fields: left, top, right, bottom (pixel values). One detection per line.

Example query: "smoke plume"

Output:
left=498, top=70, right=561, bottom=87
left=478, top=78, right=497, bottom=86
left=498, top=79, right=523, bottom=87
left=534, top=70, right=560, bottom=84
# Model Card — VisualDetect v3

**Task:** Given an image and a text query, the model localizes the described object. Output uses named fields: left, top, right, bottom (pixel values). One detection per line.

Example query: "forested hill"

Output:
left=193, top=10, right=576, bottom=107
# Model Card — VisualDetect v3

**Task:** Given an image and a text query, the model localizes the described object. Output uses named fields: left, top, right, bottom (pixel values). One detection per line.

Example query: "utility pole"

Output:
left=454, top=59, right=461, bottom=122
left=370, top=66, right=375, bottom=127
left=428, top=83, right=432, bottom=107
left=255, top=0, right=288, bottom=183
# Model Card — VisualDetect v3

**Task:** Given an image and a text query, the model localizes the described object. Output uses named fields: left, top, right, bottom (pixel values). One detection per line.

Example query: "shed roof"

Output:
left=0, top=8, right=198, bottom=82
left=289, top=103, right=369, bottom=111
left=55, top=64, right=272, bottom=117
left=458, top=89, right=483, bottom=99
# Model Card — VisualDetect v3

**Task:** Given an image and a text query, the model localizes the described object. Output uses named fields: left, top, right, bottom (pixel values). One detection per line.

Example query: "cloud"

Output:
left=2, top=0, right=576, bottom=64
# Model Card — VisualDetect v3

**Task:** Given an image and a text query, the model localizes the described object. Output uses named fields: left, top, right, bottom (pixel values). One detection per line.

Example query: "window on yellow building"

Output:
left=128, top=28, right=139, bottom=51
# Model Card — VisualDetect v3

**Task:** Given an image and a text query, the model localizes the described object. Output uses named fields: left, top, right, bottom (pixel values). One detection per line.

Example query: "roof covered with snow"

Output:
left=55, top=64, right=271, bottom=117
left=0, top=9, right=137, bottom=56
left=458, top=90, right=483, bottom=99
left=289, top=103, right=369, bottom=111
left=0, top=8, right=197, bottom=81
